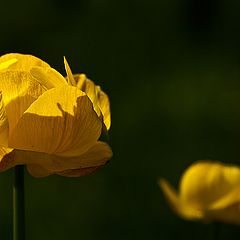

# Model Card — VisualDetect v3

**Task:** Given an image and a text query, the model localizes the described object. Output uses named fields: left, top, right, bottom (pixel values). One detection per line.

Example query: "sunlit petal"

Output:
left=0, top=71, right=45, bottom=133
left=25, top=142, right=112, bottom=177
left=64, top=57, right=76, bottom=86
left=30, top=66, right=67, bottom=90
left=9, top=86, right=102, bottom=156
left=0, top=53, right=50, bottom=71
left=0, top=58, right=18, bottom=71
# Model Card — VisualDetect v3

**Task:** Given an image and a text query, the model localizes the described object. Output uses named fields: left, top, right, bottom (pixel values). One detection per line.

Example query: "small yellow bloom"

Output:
left=0, top=53, right=112, bottom=177
left=159, top=161, right=240, bottom=225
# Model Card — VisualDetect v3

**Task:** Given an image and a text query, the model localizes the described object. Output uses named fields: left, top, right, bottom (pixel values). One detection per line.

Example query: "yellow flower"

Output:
left=0, top=53, right=112, bottom=177
left=159, top=161, right=240, bottom=225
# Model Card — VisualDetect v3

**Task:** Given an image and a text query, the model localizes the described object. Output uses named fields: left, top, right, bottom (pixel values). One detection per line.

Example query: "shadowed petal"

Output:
left=74, top=74, right=110, bottom=128
left=27, top=164, right=52, bottom=178
left=9, top=86, right=102, bottom=157
left=4, top=141, right=112, bottom=176
left=57, top=166, right=102, bottom=177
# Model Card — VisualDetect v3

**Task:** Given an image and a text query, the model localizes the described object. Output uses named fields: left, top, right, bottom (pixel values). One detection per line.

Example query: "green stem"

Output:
left=13, top=165, right=25, bottom=240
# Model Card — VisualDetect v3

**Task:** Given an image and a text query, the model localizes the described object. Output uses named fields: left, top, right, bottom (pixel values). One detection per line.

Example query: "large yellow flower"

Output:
left=159, top=161, right=240, bottom=225
left=0, top=53, right=112, bottom=177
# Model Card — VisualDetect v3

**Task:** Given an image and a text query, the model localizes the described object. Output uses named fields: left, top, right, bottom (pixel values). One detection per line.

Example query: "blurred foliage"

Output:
left=1, top=0, right=240, bottom=239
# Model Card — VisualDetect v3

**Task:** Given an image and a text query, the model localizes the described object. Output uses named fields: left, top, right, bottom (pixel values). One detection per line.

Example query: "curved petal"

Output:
left=30, top=66, right=67, bottom=90
left=0, top=147, right=15, bottom=172
left=0, top=58, right=18, bottom=71
left=0, top=53, right=50, bottom=71
left=7, top=141, right=111, bottom=176
left=96, top=86, right=111, bottom=130
left=57, top=166, right=101, bottom=177
left=27, top=164, right=52, bottom=178
left=0, top=71, right=45, bottom=133
left=179, top=161, right=240, bottom=210
left=74, top=74, right=110, bottom=127
left=159, top=178, right=203, bottom=220
left=9, top=86, right=102, bottom=156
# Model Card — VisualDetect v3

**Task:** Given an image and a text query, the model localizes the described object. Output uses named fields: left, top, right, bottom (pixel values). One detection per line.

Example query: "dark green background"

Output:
left=1, top=0, right=240, bottom=239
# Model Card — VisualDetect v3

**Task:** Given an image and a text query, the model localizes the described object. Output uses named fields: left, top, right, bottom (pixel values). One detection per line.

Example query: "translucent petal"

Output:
left=159, top=179, right=203, bottom=220
left=0, top=53, right=50, bottom=71
left=96, top=86, right=111, bottom=129
left=9, top=86, right=102, bottom=157
left=74, top=74, right=110, bottom=127
left=0, top=58, right=18, bottom=71
left=180, top=161, right=240, bottom=210
left=30, top=66, right=67, bottom=90
left=7, top=141, right=111, bottom=176
left=0, top=71, right=45, bottom=133
left=57, top=166, right=101, bottom=177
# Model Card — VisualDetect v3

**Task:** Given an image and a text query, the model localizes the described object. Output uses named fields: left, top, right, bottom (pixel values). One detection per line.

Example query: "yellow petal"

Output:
left=57, top=166, right=101, bottom=177
left=0, top=53, right=50, bottom=71
left=96, top=86, right=111, bottom=130
left=27, top=164, right=52, bottom=178
left=205, top=201, right=240, bottom=225
left=30, top=66, right=67, bottom=90
left=74, top=74, right=109, bottom=124
left=75, top=73, right=87, bottom=89
left=56, top=141, right=112, bottom=168
left=0, top=147, right=15, bottom=171
left=0, top=58, right=18, bottom=71
left=7, top=141, right=111, bottom=176
left=26, top=141, right=112, bottom=177
left=64, top=57, right=76, bottom=86
left=209, top=186, right=240, bottom=210
left=179, top=161, right=240, bottom=210
left=9, top=86, right=102, bottom=157
left=0, top=93, right=9, bottom=147
left=0, top=71, right=45, bottom=134
left=159, top=178, right=203, bottom=220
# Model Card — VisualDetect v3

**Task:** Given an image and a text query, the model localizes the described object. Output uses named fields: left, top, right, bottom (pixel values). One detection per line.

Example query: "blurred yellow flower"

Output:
left=0, top=53, right=112, bottom=177
left=159, top=161, right=240, bottom=225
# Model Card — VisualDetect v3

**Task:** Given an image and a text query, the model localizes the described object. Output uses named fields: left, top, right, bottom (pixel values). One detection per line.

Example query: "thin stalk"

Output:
left=13, top=165, right=25, bottom=240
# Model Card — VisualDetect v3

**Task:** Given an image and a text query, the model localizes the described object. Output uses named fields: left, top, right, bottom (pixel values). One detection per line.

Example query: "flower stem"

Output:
left=13, top=165, right=25, bottom=240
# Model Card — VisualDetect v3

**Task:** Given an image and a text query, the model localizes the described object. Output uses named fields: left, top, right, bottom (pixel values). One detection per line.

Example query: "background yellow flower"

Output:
left=159, top=161, right=240, bottom=225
